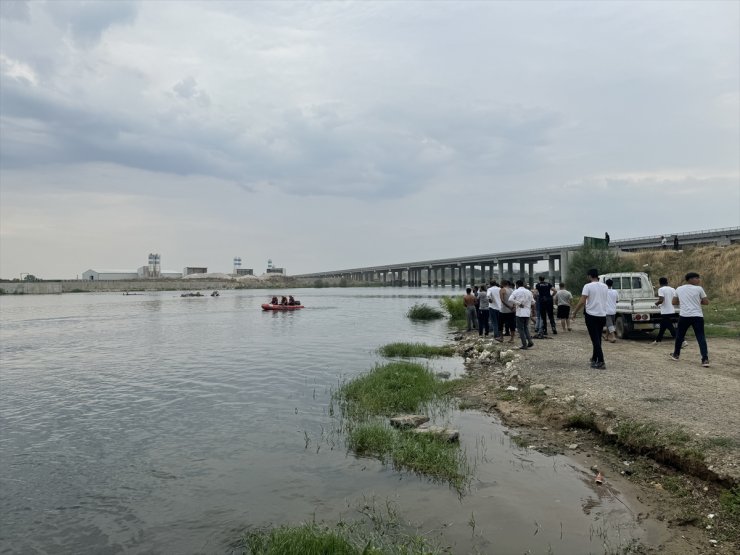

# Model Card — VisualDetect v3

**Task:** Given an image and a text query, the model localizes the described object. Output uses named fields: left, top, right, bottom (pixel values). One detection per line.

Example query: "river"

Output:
left=0, top=288, right=653, bottom=553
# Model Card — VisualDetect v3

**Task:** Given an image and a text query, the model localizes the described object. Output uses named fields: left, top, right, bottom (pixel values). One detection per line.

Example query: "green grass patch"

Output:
left=336, top=362, right=442, bottom=418
left=565, top=412, right=597, bottom=430
left=439, top=296, right=466, bottom=327
left=406, top=303, right=444, bottom=321
left=347, top=423, right=396, bottom=456
left=241, top=523, right=359, bottom=554
left=347, top=422, right=470, bottom=491
left=392, top=432, right=469, bottom=489
left=378, top=342, right=455, bottom=358
left=661, top=475, right=690, bottom=497
left=720, top=485, right=740, bottom=517
left=702, top=437, right=736, bottom=449
left=614, top=420, right=697, bottom=456
left=238, top=501, right=446, bottom=555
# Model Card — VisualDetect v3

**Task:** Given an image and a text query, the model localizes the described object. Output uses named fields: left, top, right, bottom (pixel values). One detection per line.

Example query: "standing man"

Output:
left=604, top=232, right=610, bottom=247
left=554, top=282, right=573, bottom=332
left=499, top=280, right=516, bottom=342
left=477, top=285, right=490, bottom=336
left=673, top=235, right=680, bottom=251
left=604, top=279, right=618, bottom=343
left=572, top=269, right=609, bottom=369
left=535, top=275, right=557, bottom=337
left=661, top=235, right=667, bottom=249
left=463, top=287, right=478, bottom=332
left=487, top=280, right=503, bottom=342
left=670, top=272, right=710, bottom=367
left=509, top=280, right=535, bottom=350
left=653, top=277, right=679, bottom=345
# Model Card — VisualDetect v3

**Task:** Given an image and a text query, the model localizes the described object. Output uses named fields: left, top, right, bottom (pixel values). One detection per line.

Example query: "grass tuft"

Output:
left=566, top=412, right=597, bottom=430
left=337, top=362, right=441, bottom=418
left=406, top=303, right=445, bottom=321
left=378, top=342, right=455, bottom=358
left=439, top=296, right=466, bottom=327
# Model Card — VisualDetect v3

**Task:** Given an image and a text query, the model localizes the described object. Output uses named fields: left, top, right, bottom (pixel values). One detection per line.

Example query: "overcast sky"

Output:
left=1, top=0, right=738, bottom=279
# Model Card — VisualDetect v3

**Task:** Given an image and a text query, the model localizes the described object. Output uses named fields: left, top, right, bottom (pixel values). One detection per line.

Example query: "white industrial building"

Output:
left=82, top=254, right=181, bottom=280
left=82, top=269, right=182, bottom=280
left=82, top=269, right=138, bottom=281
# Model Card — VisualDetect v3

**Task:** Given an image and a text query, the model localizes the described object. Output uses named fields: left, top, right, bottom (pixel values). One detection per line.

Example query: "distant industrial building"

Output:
left=265, top=259, right=285, bottom=275
left=233, top=256, right=253, bottom=276
left=83, top=254, right=181, bottom=280
left=82, top=269, right=138, bottom=281
left=183, top=267, right=208, bottom=276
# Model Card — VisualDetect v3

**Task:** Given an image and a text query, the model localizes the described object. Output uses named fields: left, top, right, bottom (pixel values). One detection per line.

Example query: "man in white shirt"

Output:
left=572, top=268, right=609, bottom=369
left=653, top=277, right=679, bottom=344
left=670, top=272, right=710, bottom=367
left=487, top=280, right=503, bottom=342
left=508, top=280, right=535, bottom=350
left=604, top=279, right=619, bottom=343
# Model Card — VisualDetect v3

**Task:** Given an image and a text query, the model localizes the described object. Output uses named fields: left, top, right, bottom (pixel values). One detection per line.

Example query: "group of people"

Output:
left=571, top=269, right=709, bottom=369
left=660, top=235, right=680, bottom=250
left=463, top=277, right=575, bottom=349
left=464, top=269, right=710, bottom=370
left=270, top=295, right=300, bottom=306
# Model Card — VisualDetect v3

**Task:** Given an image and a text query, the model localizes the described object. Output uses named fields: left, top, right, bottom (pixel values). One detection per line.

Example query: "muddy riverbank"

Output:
left=449, top=325, right=740, bottom=554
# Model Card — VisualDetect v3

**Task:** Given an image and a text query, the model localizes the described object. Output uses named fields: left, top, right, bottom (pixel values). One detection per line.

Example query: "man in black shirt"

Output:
left=535, top=276, right=557, bottom=336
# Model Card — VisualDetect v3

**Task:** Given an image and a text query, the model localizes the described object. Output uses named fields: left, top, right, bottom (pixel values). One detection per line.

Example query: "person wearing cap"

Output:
left=670, top=272, right=710, bottom=367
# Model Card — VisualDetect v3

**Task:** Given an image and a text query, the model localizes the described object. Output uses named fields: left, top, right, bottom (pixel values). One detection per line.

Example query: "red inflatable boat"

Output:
left=261, top=304, right=305, bottom=311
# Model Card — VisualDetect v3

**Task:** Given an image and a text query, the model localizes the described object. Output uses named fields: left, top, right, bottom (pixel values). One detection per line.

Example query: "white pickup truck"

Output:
left=598, top=272, right=677, bottom=339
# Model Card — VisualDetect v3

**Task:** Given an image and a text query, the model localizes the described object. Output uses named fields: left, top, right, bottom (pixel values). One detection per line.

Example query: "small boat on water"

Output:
left=262, top=295, right=303, bottom=311
left=261, top=303, right=305, bottom=311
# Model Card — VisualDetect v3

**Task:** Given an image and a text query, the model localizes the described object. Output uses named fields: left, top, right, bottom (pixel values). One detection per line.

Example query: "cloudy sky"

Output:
left=1, top=0, right=738, bottom=279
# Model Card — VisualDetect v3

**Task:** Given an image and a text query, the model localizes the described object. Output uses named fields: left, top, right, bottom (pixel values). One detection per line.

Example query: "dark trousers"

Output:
left=489, top=308, right=501, bottom=337
left=516, top=316, right=532, bottom=347
left=585, top=313, right=606, bottom=363
left=655, top=317, right=676, bottom=342
left=674, top=317, right=708, bottom=360
left=478, top=309, right=490, bottom=335
left=501, top=312, right=515, bottom=336
left=539, top=301, right=556, bottom=333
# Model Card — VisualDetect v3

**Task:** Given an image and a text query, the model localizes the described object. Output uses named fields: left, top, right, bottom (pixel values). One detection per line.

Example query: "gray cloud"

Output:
left=0, top=0, right=30, bottom=22
left=45, top=0, right=138, bottom=47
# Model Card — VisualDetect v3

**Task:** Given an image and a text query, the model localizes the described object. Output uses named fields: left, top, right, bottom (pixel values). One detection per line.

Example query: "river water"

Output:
left=1, top=288, right=654, bottom=554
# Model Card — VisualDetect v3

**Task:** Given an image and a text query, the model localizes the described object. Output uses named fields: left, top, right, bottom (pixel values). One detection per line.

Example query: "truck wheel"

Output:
left=615, top=316, right=631, bottom=339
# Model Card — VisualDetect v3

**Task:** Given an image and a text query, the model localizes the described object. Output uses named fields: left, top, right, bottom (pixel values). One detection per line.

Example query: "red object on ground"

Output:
left=261, top=304, right=305, bottom=311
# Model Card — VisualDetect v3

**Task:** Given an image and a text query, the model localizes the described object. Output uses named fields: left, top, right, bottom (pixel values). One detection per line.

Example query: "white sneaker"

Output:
left=682, top=341, right=689, bottom=348
left=651, top=340, right=660, bottom=345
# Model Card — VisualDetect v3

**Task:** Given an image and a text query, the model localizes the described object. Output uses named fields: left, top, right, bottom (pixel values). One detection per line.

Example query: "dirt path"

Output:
left=450, top=325, right=739, bottom=553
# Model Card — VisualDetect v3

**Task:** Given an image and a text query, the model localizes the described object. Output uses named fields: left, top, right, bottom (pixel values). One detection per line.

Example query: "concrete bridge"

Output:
left=294, top=227, right=740, bottom=287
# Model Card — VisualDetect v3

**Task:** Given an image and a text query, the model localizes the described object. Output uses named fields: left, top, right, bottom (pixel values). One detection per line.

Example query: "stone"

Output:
left=505, top=385, right=519, bottom=391
left=568, top=443, right=580, bottom=450
left=412, top=425, right=459, bottom=442
left=390, top=415, right=430, bottom=429
left=435, top=371, right=451, bottom=379
left=604, top=407, right=617, bottom=417
left=530, top=384, right=548, bottom=393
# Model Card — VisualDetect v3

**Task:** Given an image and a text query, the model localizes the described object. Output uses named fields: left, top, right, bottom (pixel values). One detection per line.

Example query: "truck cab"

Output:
left=599, top=272, right=677, bottom=339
